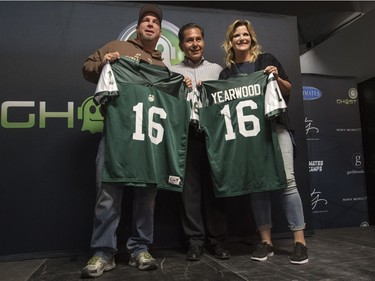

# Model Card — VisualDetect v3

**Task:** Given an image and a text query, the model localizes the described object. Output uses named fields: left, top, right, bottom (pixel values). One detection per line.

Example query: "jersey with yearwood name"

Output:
left=200, top=70, right=287, bottom=197
left=94, top=57, right=191, bottom=192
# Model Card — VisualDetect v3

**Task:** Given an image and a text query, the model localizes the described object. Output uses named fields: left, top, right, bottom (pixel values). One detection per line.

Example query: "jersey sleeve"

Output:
left=264, top=73, right=287, bottom=119
left=93, top=62, right=119, bottom=105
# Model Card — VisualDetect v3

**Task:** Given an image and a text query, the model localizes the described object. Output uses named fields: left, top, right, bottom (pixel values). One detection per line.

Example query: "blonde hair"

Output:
left=222, top=19, right=262, bottom=68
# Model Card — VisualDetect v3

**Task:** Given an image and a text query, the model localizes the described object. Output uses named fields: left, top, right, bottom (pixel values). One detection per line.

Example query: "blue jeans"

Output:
left=90, top=136, right=157, bottom=259
left=251, top=126, right=306, bottom=232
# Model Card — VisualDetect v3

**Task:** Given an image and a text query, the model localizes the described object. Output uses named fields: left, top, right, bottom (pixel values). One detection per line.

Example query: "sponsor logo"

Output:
left=309, top=160, right=323, bottom=172
left=305, top=117, right=319, bottom=140
left=348, top=88, right=358, bottom=99
left=1, top=101, right=74, bottom=129
left=336, top=98, right=357, bottom=105
left=302, top=86, right=322, bottom=100
left=337, top=87, right=358, bottom=105
left=336, top=128, right=361, bottom=132
left=118, top=20, right=184, bottom=67
left=0, top=98, right=104, bottom=134
left=346, top=169, right=365, bottom=176
left=352, top=152, right=363, bottom=169
left=77, top=97, right=104, bottom=134
left=346, top=152, right=365, bottom=176
left=343, top=196, right=367, bottom=202
left=311, top=188, right=328, bottom=213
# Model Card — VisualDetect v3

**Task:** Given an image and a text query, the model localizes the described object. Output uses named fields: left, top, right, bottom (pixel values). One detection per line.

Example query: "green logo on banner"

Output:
left=77, top=97, right=103, bottom=134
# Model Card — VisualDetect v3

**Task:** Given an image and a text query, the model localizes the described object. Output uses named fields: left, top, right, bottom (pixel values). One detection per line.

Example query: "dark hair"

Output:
left=178, top=23, right=204, bottom=43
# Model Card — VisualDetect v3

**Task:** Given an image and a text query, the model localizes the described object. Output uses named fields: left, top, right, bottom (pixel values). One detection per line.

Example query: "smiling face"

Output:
left=231, top=24, right=252, bottom=57
left=136, top=13, right=162, bottom=44
left=179, top=27, right=205, bottom=65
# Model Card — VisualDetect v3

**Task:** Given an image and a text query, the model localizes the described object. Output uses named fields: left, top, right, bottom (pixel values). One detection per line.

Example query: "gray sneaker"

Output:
left=81, top=255, right=116, bottom=278
left=129, top=251, right=158, bottom=271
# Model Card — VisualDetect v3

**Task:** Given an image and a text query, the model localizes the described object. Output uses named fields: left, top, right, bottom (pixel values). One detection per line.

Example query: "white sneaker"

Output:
left=129, top=251, right=158, bottom=271
left=81, top=255, right=116, bottom=277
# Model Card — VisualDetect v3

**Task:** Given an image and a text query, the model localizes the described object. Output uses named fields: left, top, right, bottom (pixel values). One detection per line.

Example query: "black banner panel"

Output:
left=302, top=74, right=369, bottom=229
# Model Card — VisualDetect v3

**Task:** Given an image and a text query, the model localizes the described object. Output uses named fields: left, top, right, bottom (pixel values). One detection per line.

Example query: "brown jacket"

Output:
left=82, top=38, right=164, bottom=83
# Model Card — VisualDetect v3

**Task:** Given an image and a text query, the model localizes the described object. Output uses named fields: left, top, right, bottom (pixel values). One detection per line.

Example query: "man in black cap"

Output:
left=81, top=3, right=163, bottom=278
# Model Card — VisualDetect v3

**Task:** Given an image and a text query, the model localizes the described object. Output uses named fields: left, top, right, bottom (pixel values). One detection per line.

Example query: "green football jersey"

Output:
left=95, top=57, right=190, bottom=192
left=200, top=71, right=287, bottom=197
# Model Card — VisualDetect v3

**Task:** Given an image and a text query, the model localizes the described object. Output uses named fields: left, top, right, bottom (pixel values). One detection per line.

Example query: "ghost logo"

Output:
left=77, top=97, right=103, bottom=134
left=118, top=20, right=184, bottom=67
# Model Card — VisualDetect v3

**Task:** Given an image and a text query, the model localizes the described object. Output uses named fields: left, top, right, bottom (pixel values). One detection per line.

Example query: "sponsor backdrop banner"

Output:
left=302, top=74, right=369, bottom=229
left=1, top=2, right=311, bottom=258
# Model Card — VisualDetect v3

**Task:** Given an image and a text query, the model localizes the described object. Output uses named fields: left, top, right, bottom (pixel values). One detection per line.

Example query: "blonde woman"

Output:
left=219, top=19, right=308, bottom=265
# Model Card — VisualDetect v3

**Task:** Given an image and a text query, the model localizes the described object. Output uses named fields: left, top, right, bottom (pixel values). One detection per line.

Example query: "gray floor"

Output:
left=2, top=226, right=375, bottom=281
